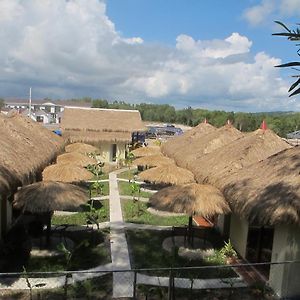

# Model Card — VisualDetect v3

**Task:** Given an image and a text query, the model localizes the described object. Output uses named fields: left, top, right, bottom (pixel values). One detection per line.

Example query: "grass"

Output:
left=25, top=229, right=111, bottom=272
left=117, top=168, right=138, bottom=180
left=126, top=229, right=237, bottom=278
left=122, top=199, right=188, bottom=226
left=89, top=181, right=109, bottom=197
left=1, top=274, right=113, bottom=300
left=52, top=199, right=109, bottom=226
left=92, top=173, right=109, bottom=180
left=118, top=181, right=152, bottom=198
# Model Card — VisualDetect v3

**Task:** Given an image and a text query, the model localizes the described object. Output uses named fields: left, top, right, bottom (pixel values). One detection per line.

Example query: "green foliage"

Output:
left=122, top=199, right=188, bottom=226
left=273, top=21, right=300, bottom=97
left=0, top=98, right=4, bottom=110
left=130, top=181, right=140, bottom=200
left=220, top=239, right=237, bottom=258
left=205, top=250, right=226, bottom=265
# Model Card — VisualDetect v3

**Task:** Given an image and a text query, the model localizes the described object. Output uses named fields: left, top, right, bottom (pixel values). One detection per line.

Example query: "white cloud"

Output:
left=244, top=0, right=300, bottom=26
left=0, top=0, right=295, bottom=112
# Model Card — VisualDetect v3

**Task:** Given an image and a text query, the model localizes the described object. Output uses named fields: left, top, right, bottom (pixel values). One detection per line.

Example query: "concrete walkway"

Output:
left=109, top=169, right=133, bottom=298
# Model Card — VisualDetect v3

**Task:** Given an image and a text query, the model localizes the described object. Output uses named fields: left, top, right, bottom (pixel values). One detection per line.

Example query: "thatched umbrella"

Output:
left=13, top=181, right=89, bottom=213
left=42, top=163, right=93, bottom=183
left=220, top=146, right=300, bottom=226
left=13, top=181, right=89, bottom=244
left=150, top=183, right=230, bottom=242
left=138, top=164, right=195, bottom=185
left=132, top=146, right=161, bottom=157
left=133, top=154, right=174, bottom=168
left=56, top=152, right=97, bottom=167
left=65, top=142, right=99, bottom=154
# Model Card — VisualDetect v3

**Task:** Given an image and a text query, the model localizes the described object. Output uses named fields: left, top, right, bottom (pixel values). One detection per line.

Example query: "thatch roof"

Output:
left=63, top=130, right=132, bottom=143
left=13, top=181, right=89, bottom=213
left=192, top=129, right=292, bottom=185
left=132, top=146, right=161, bottom=157
left=61, top=107, right=146, bottom=143
left=161, top=122, right=216, bottom=159
left=150, top=183, right=230, bottom=217
left=65, top=143, right=100, bottom=154
left=56, top=152, right=97, bottom=167
left=220, top=147, right=300, bottom=226
left=0, top=112, right=64, bottom=194
left=133, top=154, right=174, bottom=168
left=42, top=163, right=93, bottom=183
left=163, top=125, right=244, bottom=169
left=138, top=164, right=195, bottom=185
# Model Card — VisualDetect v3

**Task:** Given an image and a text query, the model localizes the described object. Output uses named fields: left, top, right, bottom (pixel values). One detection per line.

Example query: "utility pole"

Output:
left=28, top=87, right=32, bottom=118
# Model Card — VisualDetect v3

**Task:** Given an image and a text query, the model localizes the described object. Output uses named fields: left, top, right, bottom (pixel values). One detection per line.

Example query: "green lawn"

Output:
left=52, top=200, right=109, bottom=226
left=92, top=173, right=109, bottom=180
left=118, top=181, right=152, bottom=198
left=121, top=199, right=188, bottom=226
left=126, top=229, right=236, bottom=279
left=26, top=229, right=111, bottom=272
left=90, top=181, right=109, bottom=197
left=117, top=168, right=138, bottom=180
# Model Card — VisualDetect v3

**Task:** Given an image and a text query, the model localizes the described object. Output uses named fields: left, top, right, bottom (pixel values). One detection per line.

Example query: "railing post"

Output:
left=133, top=270, right=137, bottom=300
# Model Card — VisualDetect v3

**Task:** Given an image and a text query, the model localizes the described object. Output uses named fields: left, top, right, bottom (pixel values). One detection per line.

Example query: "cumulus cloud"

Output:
left=0, top=0, right=294, bottom=111
left=243, top=0, right=300, bottom=26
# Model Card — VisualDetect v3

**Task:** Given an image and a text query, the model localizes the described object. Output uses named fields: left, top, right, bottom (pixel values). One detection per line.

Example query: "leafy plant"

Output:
left=273, top=21, right=300, bottom=97
left=220, top=240, right=237, bottom=258
left=91, top=181, right=104, bottom=196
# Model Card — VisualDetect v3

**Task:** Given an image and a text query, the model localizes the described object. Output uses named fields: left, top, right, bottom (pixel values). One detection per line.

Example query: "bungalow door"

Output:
left=246, top=225, right=274, bottom=278
left=111, top=144, right=117, bottom=162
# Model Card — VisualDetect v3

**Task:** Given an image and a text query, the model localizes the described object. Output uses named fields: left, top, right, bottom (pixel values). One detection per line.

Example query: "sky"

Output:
left=1, top=0, right=300, bottom=112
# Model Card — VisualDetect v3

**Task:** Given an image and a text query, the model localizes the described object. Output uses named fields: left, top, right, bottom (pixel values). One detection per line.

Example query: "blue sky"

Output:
left=1, top=0, right=300, bottom=112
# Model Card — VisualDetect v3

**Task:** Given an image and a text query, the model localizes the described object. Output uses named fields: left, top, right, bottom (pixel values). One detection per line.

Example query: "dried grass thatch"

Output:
left=138, top=164, right=195, bottom=185
left=0, top=112, right=64, bottom=193
left=192, top=129, right=292, bottom=185
left=161, top=122, right=216, bottom=159
left=133, top=154, right=174, bottom=168
left=132, top=146, right=161, bottom=157
left=163, top=125, right=243, bottom=169
left=13, top=181, right=89, bottom=213
left=62, top=107, right=146, bottom=144
left=220, top=147, right=300, bottom=226
left=42, top=163, right=93, bottom=183
left=65, top=143, right=100, bottom=154
left=63, top=130, right=132, bottom=143
left=56, top=152, right=97, bottom=167
left=150, top=183, right=230, bottom=217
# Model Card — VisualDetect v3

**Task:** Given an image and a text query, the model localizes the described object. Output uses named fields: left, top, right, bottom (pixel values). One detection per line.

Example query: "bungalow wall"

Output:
left=0, top=194, right=13, bottom=239
left=269, top=224, right=300, bottom=299
left=97, top=142, right=127, bottom=163
left=229, top=213, right=249, bottom=257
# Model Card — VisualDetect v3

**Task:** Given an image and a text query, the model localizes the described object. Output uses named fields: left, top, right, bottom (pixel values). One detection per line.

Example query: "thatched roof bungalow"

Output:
left=216, top=146, right=300, bottom=299
left=161, top=122, right=216, bottom=159
left=62, top=107, right=145, bottom=162
left=164, top=124, right=244, bottom=169
left=192, top=129, right=291, bottom=185
left=0, top=112, right=64, bottom=237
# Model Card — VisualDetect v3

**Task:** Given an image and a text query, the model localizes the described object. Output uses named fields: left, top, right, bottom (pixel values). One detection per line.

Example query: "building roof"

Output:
left=220, top=146, right=300, bottom=226
left=0, top=112, right=64, bottom=194
left=61, top=107, right=145, bottom=143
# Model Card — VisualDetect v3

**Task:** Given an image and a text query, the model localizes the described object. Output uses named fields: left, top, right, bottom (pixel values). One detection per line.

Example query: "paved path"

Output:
left=109, top=169, right=133, bottom=298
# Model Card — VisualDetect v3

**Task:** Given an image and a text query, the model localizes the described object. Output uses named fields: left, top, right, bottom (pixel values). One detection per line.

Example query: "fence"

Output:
left=0, top=261, right=299, bottom=299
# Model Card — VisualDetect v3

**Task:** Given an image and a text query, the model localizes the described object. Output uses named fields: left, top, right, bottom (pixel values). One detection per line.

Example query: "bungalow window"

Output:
left=36, top=116, right=44, bottom=123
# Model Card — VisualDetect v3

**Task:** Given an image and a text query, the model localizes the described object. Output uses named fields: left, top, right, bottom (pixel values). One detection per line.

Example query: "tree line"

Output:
left=91, top=98, right=299, bottom=137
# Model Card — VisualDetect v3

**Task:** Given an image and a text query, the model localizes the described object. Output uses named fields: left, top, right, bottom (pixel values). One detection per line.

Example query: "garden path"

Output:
left=109, top=168, right=134, bottom=298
